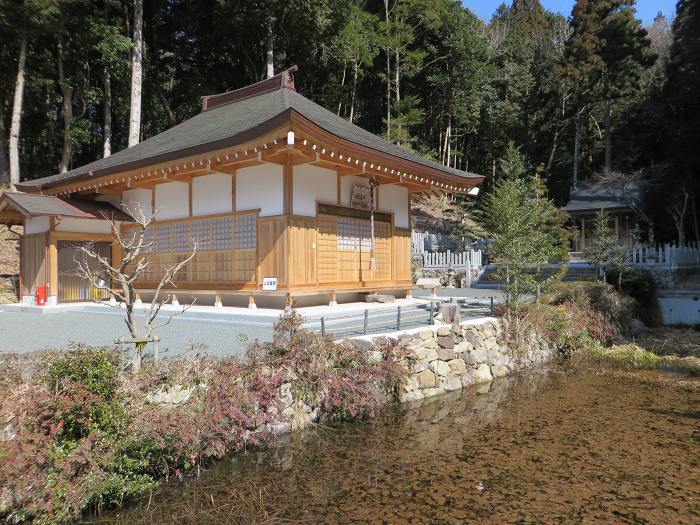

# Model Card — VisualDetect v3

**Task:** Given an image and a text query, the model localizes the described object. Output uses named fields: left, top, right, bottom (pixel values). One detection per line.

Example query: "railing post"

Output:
left=490, top=297, right=494, bottom=316
left=363, top=309, right=369, bottom=334
left=429, top=301, right=434, bottom=325
left=396, top=305, right=401, bottom=331
left=320, top=316, right=326, bottom=336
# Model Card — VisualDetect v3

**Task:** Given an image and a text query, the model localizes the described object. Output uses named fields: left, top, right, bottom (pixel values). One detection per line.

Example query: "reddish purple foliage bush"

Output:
left=0, top=310, right=410, bottom=523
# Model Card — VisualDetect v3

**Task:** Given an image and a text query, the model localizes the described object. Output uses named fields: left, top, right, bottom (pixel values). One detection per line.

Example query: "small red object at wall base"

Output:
left=35, top=285, right=47, bottom=306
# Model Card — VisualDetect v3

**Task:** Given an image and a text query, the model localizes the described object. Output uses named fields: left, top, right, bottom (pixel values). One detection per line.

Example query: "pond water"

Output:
left=84, top=370, right=700, bottom=524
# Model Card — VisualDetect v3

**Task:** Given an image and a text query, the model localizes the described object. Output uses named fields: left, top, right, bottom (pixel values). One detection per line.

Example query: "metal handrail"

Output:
left=312, top=296, right=497, bottom=338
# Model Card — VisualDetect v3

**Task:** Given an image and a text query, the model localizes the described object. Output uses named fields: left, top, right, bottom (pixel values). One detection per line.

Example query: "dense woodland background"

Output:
left=0, top=0, right=698, bottom=242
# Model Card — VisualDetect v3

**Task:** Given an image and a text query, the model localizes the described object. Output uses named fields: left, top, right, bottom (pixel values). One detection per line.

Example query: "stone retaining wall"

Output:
left=351, top=317, right=554, bottom=403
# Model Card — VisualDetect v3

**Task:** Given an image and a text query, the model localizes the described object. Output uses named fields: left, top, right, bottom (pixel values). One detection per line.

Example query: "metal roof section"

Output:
left=563, top=181, right=640, bottom=213
left=0, top=192, right=132, bottom=221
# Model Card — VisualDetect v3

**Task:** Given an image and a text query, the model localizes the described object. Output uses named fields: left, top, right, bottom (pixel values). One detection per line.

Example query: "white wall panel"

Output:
left=236, top=164, right=283, bottom=216
left=55, top=218, right=113, bottom=234
left=192, top=173, right=232, bottom=216
left=24, top=216, right=50, bottom=235
left=121, top=188, right=152, bottom=219
left=379, top=184, right=409, bottom=228
left=155, top=181, right=189, bottom=220
left=293, top=164, right=337, bottom=216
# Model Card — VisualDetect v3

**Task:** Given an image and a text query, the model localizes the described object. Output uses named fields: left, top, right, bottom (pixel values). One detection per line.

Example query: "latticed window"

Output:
left=234, top=214, right=256, bottom=249
left=338, top=218, right=374, bottom=251
left=338, top=219, right=358, bottom=250
left=358, top=221, right=373, bottom=251
left=130, top=214, right=255, bottom=255
left=192, top=217, right=233, bottom=251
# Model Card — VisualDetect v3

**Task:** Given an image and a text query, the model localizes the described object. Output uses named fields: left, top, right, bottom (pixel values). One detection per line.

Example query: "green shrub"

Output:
left=547, top=280, right=635, bottom=335
left=607, top=267, right=662, bottom=327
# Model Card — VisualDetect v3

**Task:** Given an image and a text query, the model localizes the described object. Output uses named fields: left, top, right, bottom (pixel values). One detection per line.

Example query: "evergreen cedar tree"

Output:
left=0, top=0, right=696, bottom=242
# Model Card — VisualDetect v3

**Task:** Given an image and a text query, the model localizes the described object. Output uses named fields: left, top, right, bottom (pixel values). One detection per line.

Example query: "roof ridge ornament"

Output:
left=200, top=65, right=298, bottom=112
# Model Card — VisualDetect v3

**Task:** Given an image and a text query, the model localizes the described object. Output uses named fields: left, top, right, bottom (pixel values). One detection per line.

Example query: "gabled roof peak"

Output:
left=200, top=65, right=298, bottom=112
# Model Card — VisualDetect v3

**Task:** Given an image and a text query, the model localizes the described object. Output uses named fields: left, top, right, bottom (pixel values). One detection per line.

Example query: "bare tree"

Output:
left=128, top=0, right=143, bottom=147
left=75, top=204, right=197, bottom=371
left=9, top=25, right=27, bottom=189
left=671, top=188, right=689, bottom=245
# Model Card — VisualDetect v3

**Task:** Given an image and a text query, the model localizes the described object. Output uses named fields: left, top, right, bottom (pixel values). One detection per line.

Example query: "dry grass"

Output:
left=0, top=225, right=20, bottom=276
left=0, top=224, right=21, bottom=304
left=631, top=327, right=700, bottom=358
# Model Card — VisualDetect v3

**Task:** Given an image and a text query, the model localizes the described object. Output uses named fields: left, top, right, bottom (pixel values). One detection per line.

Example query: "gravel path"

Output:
left=0, top=310, right=272, bottom=357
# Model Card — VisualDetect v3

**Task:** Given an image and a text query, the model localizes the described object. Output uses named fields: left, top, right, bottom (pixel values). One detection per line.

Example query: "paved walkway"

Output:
left=0, top=288, right=505, bottom=356
left=0, top=309, right=271, bottom=357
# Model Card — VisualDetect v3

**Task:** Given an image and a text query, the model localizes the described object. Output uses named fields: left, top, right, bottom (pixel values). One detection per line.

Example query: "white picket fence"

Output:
left=422, top=250, right=483, bottom=270
left=629, top=242, right=700, bottom=269
left=412, top=231, right=466, bottom=254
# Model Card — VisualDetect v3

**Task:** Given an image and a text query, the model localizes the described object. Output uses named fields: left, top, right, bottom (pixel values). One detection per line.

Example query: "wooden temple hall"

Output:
left=0, top=66, right=482, bottom=308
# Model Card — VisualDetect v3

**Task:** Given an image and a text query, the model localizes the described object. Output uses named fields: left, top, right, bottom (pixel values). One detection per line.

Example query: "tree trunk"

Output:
left=266, top=20, right=274, bottom=78
left=384, top=0, right=391, bottom=136
left=691, top=186, right=699, bottom=242
left=445, top=118, right=451, bottom=166
left=0, top=106, right=9, bottom=185
left=337, top=60, right=346, bottom=115
left=604, top=97, right=612, bottom=173
left=103, top=66, right=112, bottom=157
left=572, top=110, right=581, bottom=189
left=9, top=25, right=27, bottom=189
left=395, top=50, right=400, bottom=104
left=128, top=0, right=144, bottom=148
left=349, top=61, right=358, bottom=123
left=57, top=40, right=74, bottom=174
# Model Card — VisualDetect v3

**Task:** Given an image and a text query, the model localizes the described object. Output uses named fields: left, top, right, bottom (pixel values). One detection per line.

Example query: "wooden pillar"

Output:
left=580, top=216, right=586, bottom=251
left=329, top=292, right=337, bottom=306
left=47, top=218, right=58, bottom=305
left=231, top=169, right=237, bottom=212
left=336, top=172, right=341, bottom=204
left=188, top=180, right=193, bottom=217
left=283, top=159, right=293, bottom=215
left=248, top=295, right=257, bottom=309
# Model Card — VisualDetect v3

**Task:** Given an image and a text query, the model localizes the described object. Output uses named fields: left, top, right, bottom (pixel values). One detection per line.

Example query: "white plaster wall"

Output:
left=192, top=173, right=232, bottom=216
left=122, top=188, right=152, bottom=218
left=236, top=164, right=283, bottom=216
left=55, top=218, right=114, bottom=234
left=379, top=184, right=409, bottom=228
left=293, top=164, right=337, bottom=216
left=155, top=181, right=189, bottom=220
left=339, top=175, right=376, bottom=208
left=24, top=216, right=50, bottom=235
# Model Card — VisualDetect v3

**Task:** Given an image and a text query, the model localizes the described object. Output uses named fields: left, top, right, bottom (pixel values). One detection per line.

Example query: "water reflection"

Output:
left=84, top=370, right=700, bottom=524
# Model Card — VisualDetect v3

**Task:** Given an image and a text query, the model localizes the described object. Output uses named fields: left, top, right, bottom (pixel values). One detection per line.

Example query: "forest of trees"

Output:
left=0, top=0, right=698, bottom=242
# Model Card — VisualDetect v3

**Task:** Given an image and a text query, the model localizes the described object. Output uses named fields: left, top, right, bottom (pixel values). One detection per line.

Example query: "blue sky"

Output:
left=462, top=0, right=677, bottom=25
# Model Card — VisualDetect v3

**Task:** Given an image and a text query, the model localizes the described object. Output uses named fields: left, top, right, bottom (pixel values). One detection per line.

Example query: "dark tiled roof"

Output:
left=17, top=68, right=481, bottom=192
left=563, top=181, right=638, bottom=213
left=0, top=192, right=132, bottom=221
